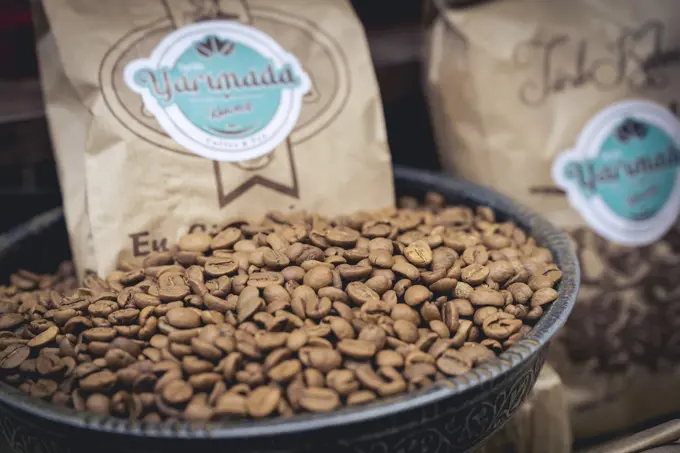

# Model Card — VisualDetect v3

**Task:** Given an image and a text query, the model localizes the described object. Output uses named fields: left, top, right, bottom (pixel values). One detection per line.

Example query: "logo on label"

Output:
left=553, top=100, right=680, bottom=246
left=124, top=20, right=311, bottom=162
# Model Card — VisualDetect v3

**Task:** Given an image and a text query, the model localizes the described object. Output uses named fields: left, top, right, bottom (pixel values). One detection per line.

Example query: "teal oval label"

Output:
left=553, top=100, right=680, bottom=246
left=124, top=21, right=311, bottom=162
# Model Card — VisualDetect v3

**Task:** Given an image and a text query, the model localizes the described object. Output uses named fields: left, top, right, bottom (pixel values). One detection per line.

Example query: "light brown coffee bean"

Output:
left=303, top=266, right=333, bottom=291
left=393, top=320, right=419, bottom=344
left=203, top=257, right=239, bottom=277
left=210, top=227, right=242, bottom=250
left=248, top=272, right=285, bottom=288
left=459, top=245, right=487, bottom=265
left=299, top=387, right=341, bottom=412
left=507, top=283, right=532, bottom=304
left=469, top=287, right=505, bottom=307
left=441, top=301, right=460, bottom=332
left=436, top=349, right=472, bottom=376
left=391, top=304, right=420, bottom=325
left=0, top=313, right=25, bottom=331
left=247, top=386, right=281, bottom=418
left=283, top=329, right=306, bottom=352
left=368, top=250, right=395, bottom=269
left=337, top=339, right=377, bottom=359
left=27, top=326, right=59, bottom=348
left=346, top=282, right=380, bottom=305
left=376, top=350, right=403, bottom=368
left=268, top=359, right=301, bottom=383
left=325, top=226, right=360, bottom=247
left=0, top=344, right=30, bottom=369
left=166, top=308, right=201, bottom=329
left=254, top=332, right=289, bottom=351
left=403, top=285, right=431, bottom=307
left=83, top=327, right=117, bottom=342
left=84, top=393, right=110, bottom=415
left=80, top=370, right=117, bottom=392
left=299, top=369, right=322, bottom=389
left=391, top=261, right=420, bottom=281
left=450, top=298, right=473, bottom=317
left=488, top=260, right=515, bottom=284
left=327, top=317, right=355, bottom=340
left=215, top=392, right=248, bottom=416
left=365, top=276, right=391, bottom=295
left=183, top=356, right=213, bottom=375
left=429, top=320, right=450, bottom=338
left=179, top=233, right=212, bottom=253
left=357, top=366, right=407, bottom=396
left=357, top=324, right=387, bottom=350
left=451, top=320, right=473, bottom=347
left=347, top=390, right=377, bottom=405
left=281, top=266, right=305, bottom=282
left=482, top=312, right=523, bottom=340
left=459, top=342, right=496, bottom=365
left=191, top=338, right=223, bottom=361
left=531, top=288, right=558, bottom=307
left=404, top=240, right=433, bottom=267
left=528, top=275, right=555, bottom=291
left=299, top=347, right=342, bottom=372
left=326, top=369, right=359, bottom=395
left=461, top=264, right=489, bottom=285
left=237, top=295, right=265, bottom=324
left=262, top=248, right=290, bottom=269
left=420, top=302, right=441, bottom=322
left=473, top=307, right=499, bottom=326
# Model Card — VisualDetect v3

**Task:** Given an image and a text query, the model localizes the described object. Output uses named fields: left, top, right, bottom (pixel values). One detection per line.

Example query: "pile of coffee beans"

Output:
left=0, top=193, right=561, bottom=421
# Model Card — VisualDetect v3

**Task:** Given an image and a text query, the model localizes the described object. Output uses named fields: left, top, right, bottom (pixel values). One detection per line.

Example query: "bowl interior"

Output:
left=0, top=167, right=580, bottom=439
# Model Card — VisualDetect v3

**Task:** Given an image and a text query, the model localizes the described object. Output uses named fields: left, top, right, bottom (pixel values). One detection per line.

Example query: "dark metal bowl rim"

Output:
left=0, top=167, right=580, bottom=439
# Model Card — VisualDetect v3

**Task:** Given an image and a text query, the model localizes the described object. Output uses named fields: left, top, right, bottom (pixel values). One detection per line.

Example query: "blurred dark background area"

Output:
left=0, top=0, right=439, bottom=233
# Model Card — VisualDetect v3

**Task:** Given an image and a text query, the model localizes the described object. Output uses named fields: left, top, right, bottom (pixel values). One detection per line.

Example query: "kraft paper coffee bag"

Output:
left=425, top=0, right=680, bottom=441
left=34, top=0, right=394, bottom=279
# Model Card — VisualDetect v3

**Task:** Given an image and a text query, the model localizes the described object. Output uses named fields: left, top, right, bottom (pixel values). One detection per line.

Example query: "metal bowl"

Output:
left=0, top=167, right=579, bottom=453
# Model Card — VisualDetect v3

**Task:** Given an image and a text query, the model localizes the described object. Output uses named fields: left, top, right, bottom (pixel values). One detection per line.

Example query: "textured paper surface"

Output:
left=35, top=0, right=394, bottom=279
left=425, top=0, right=680, bottom=441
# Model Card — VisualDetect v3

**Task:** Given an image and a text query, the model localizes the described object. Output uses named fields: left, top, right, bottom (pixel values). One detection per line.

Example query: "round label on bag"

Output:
left=553, top=100, right=680, bottom=246
left=124, top=20, right=311, bottom=162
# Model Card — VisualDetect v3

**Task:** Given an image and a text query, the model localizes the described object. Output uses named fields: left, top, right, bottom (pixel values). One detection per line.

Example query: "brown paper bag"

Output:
left=425, top=0, right=680, bottom=441
left=478, top=365, right=572, bottom=453
left=34, top=0, right=394, bottom=279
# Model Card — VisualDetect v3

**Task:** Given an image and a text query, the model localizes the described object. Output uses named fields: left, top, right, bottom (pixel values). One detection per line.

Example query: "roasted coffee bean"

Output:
left=299, top=347, right=342, bottom=372
left=179, top=233, right=212, bottom=253
left=0, top=196, right=560, bottom=421
left=531, top=288, right=558, bottom=307
left=358, top=324, right=387, bottom=350
left=469, top=287, right=505, bottom=307
left=347, top=390, right=377, bottom=405
left=507, top=283, right=532, bottom=304
left=403, top=285, right=431, bottom=307
left=482, top=312, right=523, bottom=340
left=436, top=349, right=472, bottom=376
left=247, top=386, right=281, bottom=418
left=337, top=339, right=377, bottom=359
left=393, top=320, right=419, bottom=344
left=0, top=344, right=30, bottom=369
left=299, top=387, right=341, bottom=412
